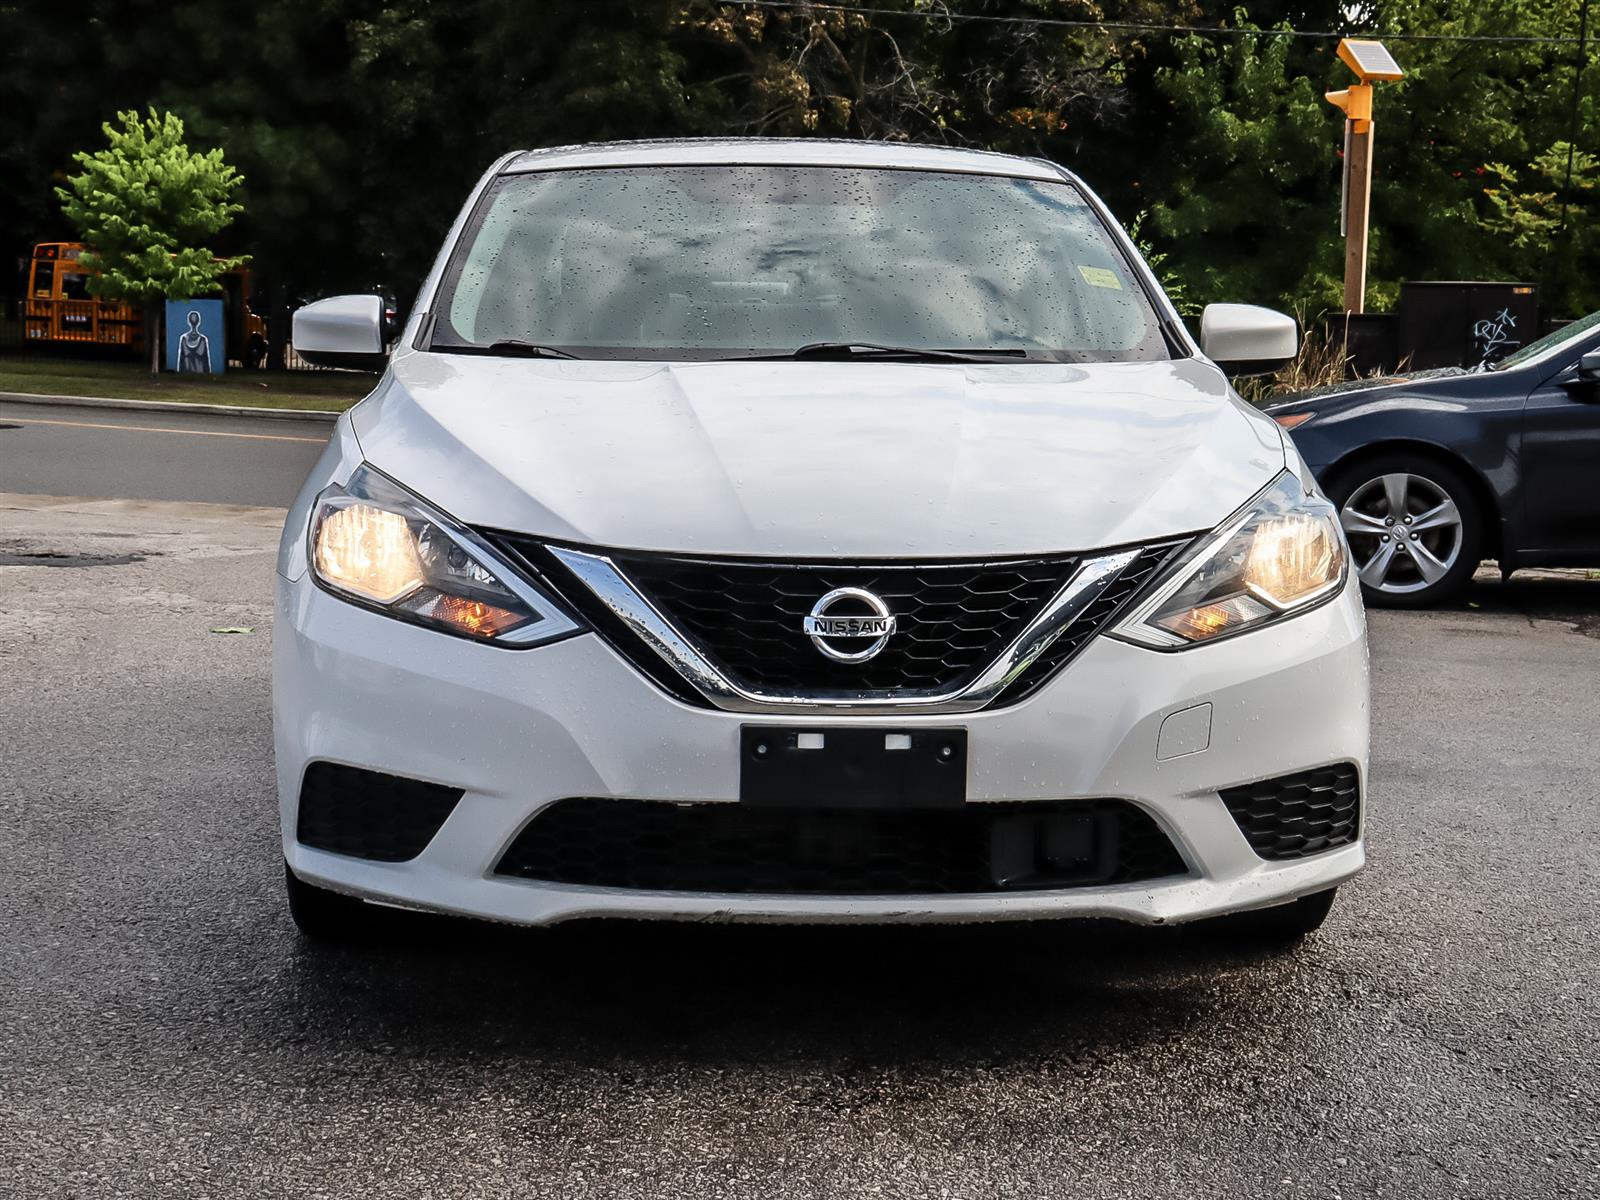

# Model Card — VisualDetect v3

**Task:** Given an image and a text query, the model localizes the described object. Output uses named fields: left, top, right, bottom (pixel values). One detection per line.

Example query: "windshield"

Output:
left=429, top=165, right=1170, bottom=362
left=1495, top=308, right=1600, bottom=370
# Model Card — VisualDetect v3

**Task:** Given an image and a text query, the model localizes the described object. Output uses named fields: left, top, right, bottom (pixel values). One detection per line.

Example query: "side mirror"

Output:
left=1200, top=303, right=1299, bottom=377
left=1578, top=350, right=1600, bottom=386
left=292, top=294, right=388, bottom=371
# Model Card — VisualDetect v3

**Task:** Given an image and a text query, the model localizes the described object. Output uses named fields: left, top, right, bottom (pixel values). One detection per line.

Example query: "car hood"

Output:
left=1269, top=366, right=1474, bottom=411
left=350, top=353, right=1284, bottom=557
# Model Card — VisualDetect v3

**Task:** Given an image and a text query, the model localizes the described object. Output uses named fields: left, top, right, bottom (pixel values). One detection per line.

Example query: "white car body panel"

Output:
left=503, top=138, right=1069, bottom=181
left=349, top=355, right=1284, bottom=558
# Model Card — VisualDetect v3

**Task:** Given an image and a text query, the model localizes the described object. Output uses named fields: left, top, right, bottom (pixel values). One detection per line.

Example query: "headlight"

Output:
left=1114, top=471, right=1346, bottom=649
left=309, top=465, right=582, bottom=646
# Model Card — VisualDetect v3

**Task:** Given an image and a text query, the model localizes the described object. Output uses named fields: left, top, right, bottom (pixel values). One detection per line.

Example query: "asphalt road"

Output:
left=0, top=401, right=330, bottom=507
left=1, top=493, right=1597, bottom=1199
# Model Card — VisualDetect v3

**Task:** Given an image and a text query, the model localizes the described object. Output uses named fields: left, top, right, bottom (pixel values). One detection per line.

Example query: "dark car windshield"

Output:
left=1494, top=307, right=1600, bottom=370
left=428, top=165, right=1170, bottom=362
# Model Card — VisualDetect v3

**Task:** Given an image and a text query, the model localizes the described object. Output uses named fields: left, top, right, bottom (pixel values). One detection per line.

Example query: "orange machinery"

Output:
left=22, top=242, right=268, bottom=366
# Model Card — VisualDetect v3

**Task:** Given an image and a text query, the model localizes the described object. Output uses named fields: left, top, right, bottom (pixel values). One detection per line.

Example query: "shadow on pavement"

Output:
left=273, top=913, right=1324, bottom=1068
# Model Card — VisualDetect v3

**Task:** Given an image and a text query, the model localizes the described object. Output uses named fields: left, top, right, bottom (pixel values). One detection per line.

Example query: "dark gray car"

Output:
left=1266, top=310, right=1600, bottom=606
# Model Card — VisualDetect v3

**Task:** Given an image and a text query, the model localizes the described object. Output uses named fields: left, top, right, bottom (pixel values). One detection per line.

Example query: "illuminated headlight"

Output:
left=1115, top=471, right=1347, bottom=648
left=309, top=465, right=582, bottom=646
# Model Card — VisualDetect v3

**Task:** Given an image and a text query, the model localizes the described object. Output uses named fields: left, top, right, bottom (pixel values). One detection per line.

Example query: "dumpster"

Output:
left=1397, top=282, right=1538, bottom=369
left=1325, top=312, right=1400, bottom=376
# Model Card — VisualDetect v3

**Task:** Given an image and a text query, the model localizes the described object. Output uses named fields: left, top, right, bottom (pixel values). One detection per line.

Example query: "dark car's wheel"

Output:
left=1325, top=454, right=1483, bottom=608
left=285, top=863, right=382, bottom=941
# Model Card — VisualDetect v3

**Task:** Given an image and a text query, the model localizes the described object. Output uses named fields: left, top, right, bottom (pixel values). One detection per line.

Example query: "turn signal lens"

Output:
left=1272, top=411, right=1315, bottom=430
left=1154, top=594, right=1273, bottom=641
left=397, top=593, right=526, bottom=638
left=313, top=504, right=426, bottom=604
left=1117, top=471, right=1346, bottom=648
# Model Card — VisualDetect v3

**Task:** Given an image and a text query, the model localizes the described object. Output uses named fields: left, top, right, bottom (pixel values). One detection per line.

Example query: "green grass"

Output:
left=0, top=354, right=378, bottom=411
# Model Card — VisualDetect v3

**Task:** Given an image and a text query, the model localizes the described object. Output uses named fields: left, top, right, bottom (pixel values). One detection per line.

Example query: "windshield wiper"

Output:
left=485, top=340, right=580, bottom=359
left=431, top=339, right=581, bottom=359
left=738, top=342, right=1034, bottom=364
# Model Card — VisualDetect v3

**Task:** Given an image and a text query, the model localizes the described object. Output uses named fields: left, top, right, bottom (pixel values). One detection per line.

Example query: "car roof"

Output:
left=501, top=138, right=1072, bottom=183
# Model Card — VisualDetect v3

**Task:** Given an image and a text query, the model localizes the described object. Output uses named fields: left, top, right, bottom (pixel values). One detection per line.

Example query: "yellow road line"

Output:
left=3, top=415, right=327, bottom=444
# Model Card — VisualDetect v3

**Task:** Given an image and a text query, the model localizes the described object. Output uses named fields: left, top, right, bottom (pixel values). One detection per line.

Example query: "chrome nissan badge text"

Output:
left=802, top=587, right=896, bottom=663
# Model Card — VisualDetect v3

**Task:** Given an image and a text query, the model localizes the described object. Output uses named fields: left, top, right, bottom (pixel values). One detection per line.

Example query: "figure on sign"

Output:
left=176, top=309, right=212, bottom=374
left=165, top=298, right=225, bottom=374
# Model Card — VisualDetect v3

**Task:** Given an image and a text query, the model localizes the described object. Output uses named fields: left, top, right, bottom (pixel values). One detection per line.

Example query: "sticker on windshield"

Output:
left=1077, top=265, right=1123, bottom=290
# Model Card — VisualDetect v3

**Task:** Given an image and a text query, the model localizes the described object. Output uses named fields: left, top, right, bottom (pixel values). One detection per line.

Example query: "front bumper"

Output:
left=274, top=570, right=1369, bottom=927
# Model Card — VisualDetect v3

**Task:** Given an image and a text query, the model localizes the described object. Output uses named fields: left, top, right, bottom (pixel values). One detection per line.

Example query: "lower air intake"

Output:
left=494, top=797, right=1188, bottom=895
left=1219, top=764, right=1361, bottom=861
left=296, top=762, right=464, bottom=862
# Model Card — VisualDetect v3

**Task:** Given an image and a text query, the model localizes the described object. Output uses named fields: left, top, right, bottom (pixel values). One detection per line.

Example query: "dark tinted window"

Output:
left=1496, top=308, right=1600, bottom=370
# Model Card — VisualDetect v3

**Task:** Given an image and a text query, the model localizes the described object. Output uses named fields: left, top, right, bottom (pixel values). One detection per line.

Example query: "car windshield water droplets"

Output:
left=429, top=165, right=1168, bottom=362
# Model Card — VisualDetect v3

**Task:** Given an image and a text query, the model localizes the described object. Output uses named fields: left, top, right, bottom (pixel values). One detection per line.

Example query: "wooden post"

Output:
left=1343, top=120, right=1374, bottom=314
left=148, top=298, right=162, bottom=377
left=1328, top=44, right=1402, bottom=314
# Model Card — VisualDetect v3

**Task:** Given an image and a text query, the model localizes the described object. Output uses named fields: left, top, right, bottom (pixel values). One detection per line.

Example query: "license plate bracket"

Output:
left=739, top=726, right=968, bottom=809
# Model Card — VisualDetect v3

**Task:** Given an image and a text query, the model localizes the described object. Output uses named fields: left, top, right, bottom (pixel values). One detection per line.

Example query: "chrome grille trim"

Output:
left=547, top=545, right=1141, bottom=715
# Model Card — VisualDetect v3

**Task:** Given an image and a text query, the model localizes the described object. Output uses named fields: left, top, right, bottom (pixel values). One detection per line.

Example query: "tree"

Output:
left=4, top=0, right=1597, bottom=344
left=1482, top=143, right=1599, bottom=314
left=1145, top=24, right=1342, bottom=310
left=55, top=109, right=246, bottom=375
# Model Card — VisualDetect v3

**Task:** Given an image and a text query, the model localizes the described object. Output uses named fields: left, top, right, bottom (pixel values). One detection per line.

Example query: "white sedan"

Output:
left=275, top=138, right=1367, bottom=944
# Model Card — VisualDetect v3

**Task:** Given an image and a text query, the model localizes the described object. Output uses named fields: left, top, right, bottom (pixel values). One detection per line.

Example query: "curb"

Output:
left=0, top=390, right=343, bottom=423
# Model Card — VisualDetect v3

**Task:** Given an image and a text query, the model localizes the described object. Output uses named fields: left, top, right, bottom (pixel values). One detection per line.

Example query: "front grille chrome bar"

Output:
left=548, top=545, right=1141, bottom=715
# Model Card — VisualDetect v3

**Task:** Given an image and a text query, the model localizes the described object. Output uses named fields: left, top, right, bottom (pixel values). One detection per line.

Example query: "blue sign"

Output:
left=165, top=299, right=225, bottom=375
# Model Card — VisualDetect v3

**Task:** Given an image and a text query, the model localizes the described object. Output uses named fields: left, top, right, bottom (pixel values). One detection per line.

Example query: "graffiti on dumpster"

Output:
left=1472, top=308, right=1518, bottom=365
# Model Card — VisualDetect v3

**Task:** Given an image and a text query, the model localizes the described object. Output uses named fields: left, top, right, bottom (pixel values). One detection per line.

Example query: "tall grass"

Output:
left=1233, top=329, right=1352, bottom=405
left=1233, top=315, right=1405, bottom=406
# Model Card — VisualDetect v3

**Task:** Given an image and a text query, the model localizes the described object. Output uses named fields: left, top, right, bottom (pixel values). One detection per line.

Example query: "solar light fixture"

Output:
left=1337, top=39, right=1405, bottom=82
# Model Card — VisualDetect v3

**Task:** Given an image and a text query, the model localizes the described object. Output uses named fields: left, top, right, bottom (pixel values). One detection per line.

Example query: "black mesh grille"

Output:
left=1220, top=764, right=1361, bottom=861
left=296, top=762, right=464, bottom=862
left=492, top=533, right=1192, bottom=710
left=494, top=797, right=1188, bottom=895
left=613, top=552, right=1077, bottom=693
left=493, top=534, right=1194, bottom=709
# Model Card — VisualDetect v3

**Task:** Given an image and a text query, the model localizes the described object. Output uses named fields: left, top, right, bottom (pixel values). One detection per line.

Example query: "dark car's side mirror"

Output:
left=1559, top=350, right=1600, bottom=400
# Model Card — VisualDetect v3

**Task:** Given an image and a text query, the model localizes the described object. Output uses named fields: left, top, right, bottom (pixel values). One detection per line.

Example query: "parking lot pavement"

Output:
left=1, top=494, right=1596, bottom=1200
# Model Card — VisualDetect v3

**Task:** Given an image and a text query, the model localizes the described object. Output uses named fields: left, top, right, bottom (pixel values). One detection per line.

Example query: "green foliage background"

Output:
left=1, top=0, right=1594, bottom=322
left=56, top=109, right=246, bottom=304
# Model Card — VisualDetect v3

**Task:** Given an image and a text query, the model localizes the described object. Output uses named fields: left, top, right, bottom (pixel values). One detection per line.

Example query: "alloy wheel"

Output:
left=1339, top=472, right=1464, bottom=595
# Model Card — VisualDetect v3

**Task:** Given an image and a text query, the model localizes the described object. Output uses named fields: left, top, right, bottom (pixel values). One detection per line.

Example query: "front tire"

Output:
left=1325, top=453, right=1483, bottom=608
left=1223, top=887, right=1339, bottom=945
left=285, top=863, right=382, bottom=942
